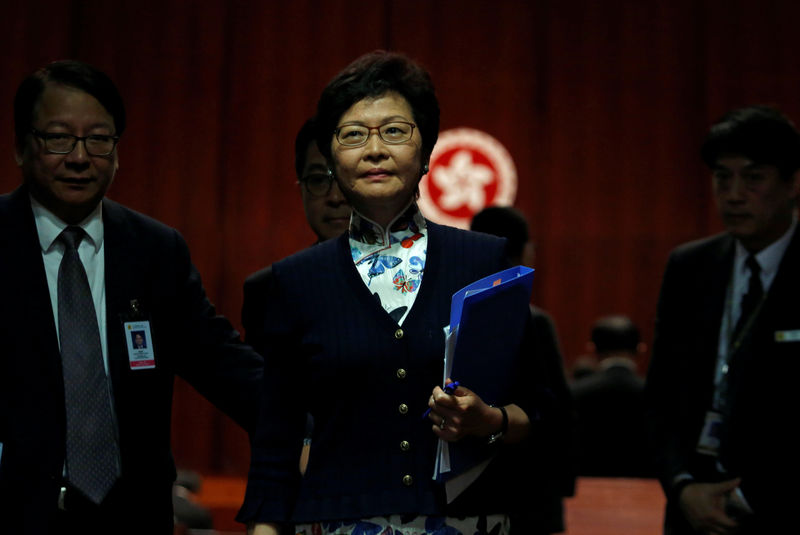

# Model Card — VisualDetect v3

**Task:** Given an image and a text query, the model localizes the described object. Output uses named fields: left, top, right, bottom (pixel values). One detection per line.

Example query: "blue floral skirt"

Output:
left=295, top=514, right=510, bottom=535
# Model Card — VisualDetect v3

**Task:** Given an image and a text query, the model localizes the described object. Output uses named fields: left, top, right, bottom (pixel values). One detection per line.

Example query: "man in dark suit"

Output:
left=243, top=118, right=350, bottom=352
left=242, top=118, right=350, bottom=474
left=0, top=60, right=263, bottom=534
left=645, top=105, right=800, bottom=534
left=571, top=315, right=655, bottom=478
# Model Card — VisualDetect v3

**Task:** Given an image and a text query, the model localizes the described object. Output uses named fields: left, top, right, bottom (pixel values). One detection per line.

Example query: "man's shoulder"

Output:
left=0, top=190, right=12, bottom=208
left=668, top=232, right=733, bottom=264
left=0, top=186, right=29, bottom=218
left=244, top=264, right=273, bottom=289
left=274, top=235, right=341, bottom=270
left=570, top=372, right=603, bottom=398
left=530, top=304, right=555, bottom=323
left=571, top=364, right=642, bottom=398
left=103, top=197, right=180, bottom=241
left=429, top=219, right=505, bottom=247
left=0, top=193, right=12, bottom=222
left=427, top=220, right=508, bottom=266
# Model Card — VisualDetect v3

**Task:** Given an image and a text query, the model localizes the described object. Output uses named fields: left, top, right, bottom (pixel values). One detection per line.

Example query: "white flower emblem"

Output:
left=431, top=150, right=494, bottom=211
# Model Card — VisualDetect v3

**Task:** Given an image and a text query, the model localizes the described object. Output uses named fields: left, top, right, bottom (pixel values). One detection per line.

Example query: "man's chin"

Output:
left=44, top=192, right=104, bottom=223
left=727, top=225, right=769, bottom=252
left=59, top=191, right=103, bottom=209
left=723, top=217, right=753, bottom=237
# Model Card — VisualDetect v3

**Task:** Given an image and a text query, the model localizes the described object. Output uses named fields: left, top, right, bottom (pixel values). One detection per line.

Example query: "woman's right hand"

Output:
left=426, top=381, right=494, bottom=441
left=426, top=378, right=531, bottom=443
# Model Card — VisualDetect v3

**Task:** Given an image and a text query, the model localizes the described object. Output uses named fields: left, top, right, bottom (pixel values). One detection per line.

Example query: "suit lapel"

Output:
left=7, top=187, right=63, bottom=382
left=1, top=187, right=66, bottom=441
left=101, top=199, right=140, bottom=393
left=704, top=236, right=735, bottom=361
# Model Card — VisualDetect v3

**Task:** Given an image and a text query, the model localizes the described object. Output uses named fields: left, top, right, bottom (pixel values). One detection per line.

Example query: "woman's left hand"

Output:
left=425, top=379, right=504, bottom=441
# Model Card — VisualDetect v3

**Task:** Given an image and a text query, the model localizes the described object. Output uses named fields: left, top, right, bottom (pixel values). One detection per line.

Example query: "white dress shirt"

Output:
left=716, top=217, right=797, bottom=376
left=30, top=196, right=109, bottom=374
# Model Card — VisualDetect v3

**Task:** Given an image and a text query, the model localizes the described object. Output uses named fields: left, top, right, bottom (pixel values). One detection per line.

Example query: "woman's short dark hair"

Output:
left=14, top=60, right=126, bottom=150
left=700, top=105, right=800, bottom=179
left=315, top=50, right=440, bottom=165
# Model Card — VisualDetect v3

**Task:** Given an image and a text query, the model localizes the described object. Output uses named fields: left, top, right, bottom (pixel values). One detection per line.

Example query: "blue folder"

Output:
left=449, top=265, right=535, bottom=407
left=436, top=265, right=535, bottom=485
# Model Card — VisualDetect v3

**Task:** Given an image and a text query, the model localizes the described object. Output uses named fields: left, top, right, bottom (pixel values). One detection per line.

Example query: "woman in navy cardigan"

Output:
left=239, top=50, right=556, bottom=535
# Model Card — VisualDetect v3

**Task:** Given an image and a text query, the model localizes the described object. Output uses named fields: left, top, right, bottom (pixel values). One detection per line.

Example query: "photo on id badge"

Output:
left=125, top=321, right=156, bottom=369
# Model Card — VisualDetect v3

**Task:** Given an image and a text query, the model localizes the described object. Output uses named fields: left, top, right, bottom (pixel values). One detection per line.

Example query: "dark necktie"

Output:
left=732, top=255, right=763, bottom=343
left=58, top=226, right=120, bottom=504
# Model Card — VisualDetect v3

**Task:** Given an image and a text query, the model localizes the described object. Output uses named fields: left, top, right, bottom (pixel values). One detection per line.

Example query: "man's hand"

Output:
left=679, top=478, right=742, bottom=534
left=248, top=523, right=281, bottom=535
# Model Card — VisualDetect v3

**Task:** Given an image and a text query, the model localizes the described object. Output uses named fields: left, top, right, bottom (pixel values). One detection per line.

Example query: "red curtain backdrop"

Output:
left=3, top=0, right=799, bottom=476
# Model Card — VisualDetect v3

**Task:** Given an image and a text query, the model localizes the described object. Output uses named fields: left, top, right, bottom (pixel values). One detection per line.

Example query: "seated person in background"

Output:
left=569, top=355, right=599, bottom=382
left=571, top=315, right=655, bottom=478
left=471, top=205, right=575, bottom=534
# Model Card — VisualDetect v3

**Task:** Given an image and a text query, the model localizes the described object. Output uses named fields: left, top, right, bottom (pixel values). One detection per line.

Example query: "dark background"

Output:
left=2, top=0, right=798, bottom=477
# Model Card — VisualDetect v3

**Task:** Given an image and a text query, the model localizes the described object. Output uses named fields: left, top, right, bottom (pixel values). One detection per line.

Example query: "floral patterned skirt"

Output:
left=295, top=514, right=510, bottom=535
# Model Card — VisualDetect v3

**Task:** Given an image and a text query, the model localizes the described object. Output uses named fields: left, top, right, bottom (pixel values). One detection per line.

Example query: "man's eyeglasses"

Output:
left=300, top=173, right=335, bottom=197
left=334, top=121, right=416, bottom=147
left=31, top=128, right=119, bottom=156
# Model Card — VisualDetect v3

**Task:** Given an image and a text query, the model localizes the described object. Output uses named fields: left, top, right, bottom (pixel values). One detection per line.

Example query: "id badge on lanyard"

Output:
left=121, top=299, right=156, bottom=370
left=697, top=275, right=764, bottom=459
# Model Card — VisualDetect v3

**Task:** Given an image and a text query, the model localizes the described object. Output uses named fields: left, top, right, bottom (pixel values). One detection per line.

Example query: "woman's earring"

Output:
left=422, top=164, right=429, bottom=174
left=327, top=168, right=334, bottom=177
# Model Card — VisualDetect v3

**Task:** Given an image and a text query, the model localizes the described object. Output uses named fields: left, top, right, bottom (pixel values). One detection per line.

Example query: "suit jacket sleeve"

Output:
left=645, top=243, right=725, bottom=501
left=237, top=259, right=305, bottom=523
left=241, top=266, right=273, bottom=355
left=530, top=308, right=576, bottom=498
left=157, top=227, right=264, bottom=433
left=646, top=250, right=691, bottom=496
